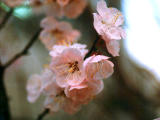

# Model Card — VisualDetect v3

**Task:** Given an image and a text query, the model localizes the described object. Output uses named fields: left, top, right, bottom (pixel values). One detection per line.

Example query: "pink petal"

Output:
left=26, top=74, right=42, bottom=103
left=93, top=13, right=104, bottom=35
left=106, top=40, right=120, bottom=57
left=84, top=55, right=114, bottom=80
left=97, top=0, right=108, bottom=17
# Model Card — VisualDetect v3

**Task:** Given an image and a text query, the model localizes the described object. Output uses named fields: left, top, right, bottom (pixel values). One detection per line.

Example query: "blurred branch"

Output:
left=36, top=109, right=49, bottom=120
left=4, top=28, right=42, bottom=68
left=0, top=8, right=13, bottom=31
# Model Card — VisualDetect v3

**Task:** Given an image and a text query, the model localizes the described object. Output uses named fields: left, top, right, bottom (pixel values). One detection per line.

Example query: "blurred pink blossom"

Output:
left=26, top=74, right=42, bottom=103
left=30, top=0, right=87, bottom=18
left=93, top=0, right=126, bottom=56
left=40, top=17, right=80, bottom=50
left=26, top=69, right=62, bottom=103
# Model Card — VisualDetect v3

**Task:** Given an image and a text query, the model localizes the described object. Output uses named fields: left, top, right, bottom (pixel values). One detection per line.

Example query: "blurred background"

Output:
left=0, top=0, right=160, bottom=120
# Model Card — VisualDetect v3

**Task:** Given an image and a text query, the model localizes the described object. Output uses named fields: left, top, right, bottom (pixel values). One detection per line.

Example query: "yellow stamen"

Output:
left=112, top=12, right=122, bottom=24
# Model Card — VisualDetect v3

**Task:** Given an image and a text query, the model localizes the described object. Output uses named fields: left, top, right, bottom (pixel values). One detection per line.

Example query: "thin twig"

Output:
left=4, top=28, right=42, bottom=68
left=37, top=109, right=49, bottom=120
left=85, top=37, right=99, bottom=59
left=0, top=8, right=13, bottom=31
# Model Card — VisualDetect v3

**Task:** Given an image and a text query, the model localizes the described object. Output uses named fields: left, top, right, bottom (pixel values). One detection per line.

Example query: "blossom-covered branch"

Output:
left=4, top=28, right=42, bottom=68
left=26, top=0, right=125, bottom=118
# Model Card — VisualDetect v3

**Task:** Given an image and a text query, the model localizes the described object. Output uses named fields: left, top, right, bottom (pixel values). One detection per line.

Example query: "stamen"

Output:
left=112, top=12, right=122, bottom=24
left=68, top=61, right=79, bottom=73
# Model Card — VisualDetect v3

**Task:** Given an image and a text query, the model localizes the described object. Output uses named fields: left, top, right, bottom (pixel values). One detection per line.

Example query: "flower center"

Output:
left=68, top=61, right=79, bottom=73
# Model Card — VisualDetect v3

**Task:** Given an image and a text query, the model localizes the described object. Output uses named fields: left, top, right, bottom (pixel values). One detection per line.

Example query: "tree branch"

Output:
left=85, top=36, right=99, bottom=59
left=36, top=109, right=49, bottom=120
left=0, top=8, right=13, bottom=31
left=0, top=66, right=11, bottom=120
left=4, top=28, right=42, bottom=68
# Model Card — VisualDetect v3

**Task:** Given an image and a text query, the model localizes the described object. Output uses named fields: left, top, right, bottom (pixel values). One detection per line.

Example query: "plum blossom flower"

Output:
left=49, top=43, right=88, bottom=58
left=84, top=55, right=114, bottom=80
left=40, top=17, right=80, bottom=50
left=30, top=0, right=87, bottom=18
left=50, top=48, right=85, bottom=87
left=93, top=0, right=126, bottom=56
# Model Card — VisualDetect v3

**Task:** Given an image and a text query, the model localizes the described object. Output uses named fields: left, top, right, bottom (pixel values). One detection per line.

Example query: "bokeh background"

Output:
left=0, top=0, right=160, bottom=120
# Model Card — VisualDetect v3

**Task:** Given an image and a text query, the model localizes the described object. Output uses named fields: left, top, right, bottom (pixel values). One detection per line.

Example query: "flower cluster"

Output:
left=26, top=0, right=125, bottom=115
left=27, top=44, right=113, bottom=114
left=93, top=0, right=126, bottom=56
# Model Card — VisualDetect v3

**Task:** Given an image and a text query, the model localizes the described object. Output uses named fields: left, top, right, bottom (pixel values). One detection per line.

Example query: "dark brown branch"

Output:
left=4, top=28, right=42, bottom=68
left=85, top=37, right=99, bottom=59
left=36, top=109, right=49, bottom=120
left=0, top=8, right=13, bottom=31
left=0, top=66, right=11, bottom=120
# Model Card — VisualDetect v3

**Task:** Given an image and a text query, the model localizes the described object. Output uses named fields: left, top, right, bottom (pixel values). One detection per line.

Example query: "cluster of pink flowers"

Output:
left=26, top=0, right=125, bottom=115
left=93, top=0, right=126, bottom=56
left=27, top=45, right=114, bottom=114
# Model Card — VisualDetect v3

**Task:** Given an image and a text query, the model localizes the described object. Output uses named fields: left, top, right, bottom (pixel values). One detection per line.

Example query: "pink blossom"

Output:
left=30, top=0, right=87, bottom=18
left=40, top=17, right=80, bottom=50
left=84, top=55, right=114, bottom=80
left=50, top=48, right=85, bottom=87
left=93, top=0, right=126, bottom=56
